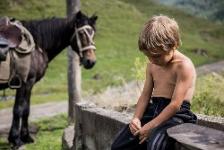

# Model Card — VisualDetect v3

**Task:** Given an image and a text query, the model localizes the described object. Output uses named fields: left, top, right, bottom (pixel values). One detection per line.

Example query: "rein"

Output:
left=71, top=25, right=96, bottom=57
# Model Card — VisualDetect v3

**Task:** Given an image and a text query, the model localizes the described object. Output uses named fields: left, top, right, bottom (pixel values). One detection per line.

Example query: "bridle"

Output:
left=71, top=24, right=96, bottom=58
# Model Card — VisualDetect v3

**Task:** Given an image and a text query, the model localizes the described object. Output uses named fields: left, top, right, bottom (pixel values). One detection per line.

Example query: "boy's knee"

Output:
left=147, top=133, right=167, bottom=150
left=111, top=142, right=119, bottom=150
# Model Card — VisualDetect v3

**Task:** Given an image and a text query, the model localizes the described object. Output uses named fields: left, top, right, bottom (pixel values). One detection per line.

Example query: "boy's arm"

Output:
left=145, top=61, right=195, bottom=129
left=133, top=63, right=154, bottom=119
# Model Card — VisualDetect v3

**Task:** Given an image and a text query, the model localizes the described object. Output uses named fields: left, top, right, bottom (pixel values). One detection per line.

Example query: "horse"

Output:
left=0, top=11, right=98, bottom=147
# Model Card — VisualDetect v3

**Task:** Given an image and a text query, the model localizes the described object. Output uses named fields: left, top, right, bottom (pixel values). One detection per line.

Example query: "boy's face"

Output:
left=142, top=48, right=174, bottom=66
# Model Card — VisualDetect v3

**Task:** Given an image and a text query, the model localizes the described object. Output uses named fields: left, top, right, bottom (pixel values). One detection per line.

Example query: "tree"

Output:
left=66, top=0, right=81, bottom=124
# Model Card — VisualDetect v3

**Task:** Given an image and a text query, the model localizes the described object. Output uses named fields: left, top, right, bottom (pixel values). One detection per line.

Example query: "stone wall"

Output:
left=72, top=102, right=131, bottom=150
left=62, top=102, right=224, bottom=150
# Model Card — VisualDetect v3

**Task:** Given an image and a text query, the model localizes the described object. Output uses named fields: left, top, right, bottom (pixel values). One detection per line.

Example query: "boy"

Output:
left=111, top=15, right=197, bottom=150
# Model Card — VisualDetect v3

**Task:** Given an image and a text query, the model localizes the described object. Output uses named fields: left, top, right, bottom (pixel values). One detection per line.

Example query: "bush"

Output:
left=192, top=91, right=224, bottom=116
left=192, top=72, right=224, bottom=116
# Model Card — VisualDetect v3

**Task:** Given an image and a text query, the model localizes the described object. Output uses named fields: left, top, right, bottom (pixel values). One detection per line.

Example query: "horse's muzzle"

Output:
left=82, top=58, right=96, bottom=69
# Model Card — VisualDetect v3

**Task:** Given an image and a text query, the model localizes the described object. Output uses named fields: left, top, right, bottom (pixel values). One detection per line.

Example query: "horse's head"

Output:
left=70, top=11, right=98, bottom=69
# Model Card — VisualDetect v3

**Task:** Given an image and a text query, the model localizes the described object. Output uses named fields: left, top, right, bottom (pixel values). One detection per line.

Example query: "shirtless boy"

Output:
left=111, top=15, right=197, bottom=150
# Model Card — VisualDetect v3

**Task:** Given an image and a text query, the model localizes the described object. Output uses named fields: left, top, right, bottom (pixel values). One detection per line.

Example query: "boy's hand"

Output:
left=134, top=123, right=152, bottom=144
left=129, top=117, right=141, bottom=135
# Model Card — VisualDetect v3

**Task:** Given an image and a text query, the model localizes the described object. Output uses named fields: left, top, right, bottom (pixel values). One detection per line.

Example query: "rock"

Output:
left=62, top=125, right=74, bottom=150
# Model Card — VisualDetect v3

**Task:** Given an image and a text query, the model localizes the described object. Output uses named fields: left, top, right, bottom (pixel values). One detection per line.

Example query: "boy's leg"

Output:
left=147, top=118, right=180, bottom=150
left=147, top=106, right=197, bottom=150
left=111, top=125, right=147, bottom=150
left=111, top=103, right=155, bottom=150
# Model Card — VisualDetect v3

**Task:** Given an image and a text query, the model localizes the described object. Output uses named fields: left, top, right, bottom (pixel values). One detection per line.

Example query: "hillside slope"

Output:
left=0, top=0, right=224, bottom=103
left=158, top=0, right=224, bottom=22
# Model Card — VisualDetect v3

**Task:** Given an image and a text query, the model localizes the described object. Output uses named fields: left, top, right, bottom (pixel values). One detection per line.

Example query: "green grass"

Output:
left=0, top=92, right=67, bottom=109
left=192, top=72, right=224, bottom=116
left=0, top=0, right=224, bottom=108
left=0, top=114, right=67, bottom=150
left=26, top=114, right=67, bottom=150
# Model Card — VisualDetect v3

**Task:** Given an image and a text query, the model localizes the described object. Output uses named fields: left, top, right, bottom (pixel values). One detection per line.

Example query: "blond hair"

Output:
left=138, top=15, right=181, bottom=53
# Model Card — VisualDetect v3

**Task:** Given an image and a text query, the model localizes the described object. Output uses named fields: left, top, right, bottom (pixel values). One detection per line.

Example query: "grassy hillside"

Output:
left=158, top=0, right=224, bottom=22
left=0, top=0, right=224, bottom=107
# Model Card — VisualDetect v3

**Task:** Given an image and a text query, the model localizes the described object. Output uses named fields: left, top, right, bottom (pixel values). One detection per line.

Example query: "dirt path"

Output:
left=196, top=61, right=224, bottom=76
left=0, top=102, right=67, bottom=132
left=0, top=60, right=224, bottom=132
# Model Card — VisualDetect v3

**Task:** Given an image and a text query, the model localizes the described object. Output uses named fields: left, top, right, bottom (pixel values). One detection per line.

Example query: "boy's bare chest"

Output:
left=151, top=66, right=177, bottom=86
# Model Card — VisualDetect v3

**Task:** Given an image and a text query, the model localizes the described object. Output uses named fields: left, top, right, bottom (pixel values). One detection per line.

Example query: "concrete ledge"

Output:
left=167, top=123, right=224, bottom=150
left=197, top=114, right=224, bottom=131
left=73, top=102, right=131, bottom=150
left=62, top=102, right=224, bottom=150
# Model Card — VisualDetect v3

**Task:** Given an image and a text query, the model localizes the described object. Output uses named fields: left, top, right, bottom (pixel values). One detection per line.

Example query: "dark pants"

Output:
left=111, top=97, right=197, bottom=150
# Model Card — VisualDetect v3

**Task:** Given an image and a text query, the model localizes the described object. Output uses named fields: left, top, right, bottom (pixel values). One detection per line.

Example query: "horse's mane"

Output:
left=21, top=17, right=73, bottom=51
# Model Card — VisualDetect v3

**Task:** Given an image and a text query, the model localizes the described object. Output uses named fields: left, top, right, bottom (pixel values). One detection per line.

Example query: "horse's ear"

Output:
left=91, top=15, right=98, bottom=21
left=76, top=11, right=83, bottom=19
left=90, top=14, right=98, bottom=25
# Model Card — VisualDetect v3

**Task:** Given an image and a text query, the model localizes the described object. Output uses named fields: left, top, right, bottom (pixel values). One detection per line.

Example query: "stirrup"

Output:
left=8, top=74, right=22, bottom=89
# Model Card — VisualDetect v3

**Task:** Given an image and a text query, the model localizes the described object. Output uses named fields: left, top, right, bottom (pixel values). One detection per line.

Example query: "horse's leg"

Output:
left=20, top=80, right=35, bottom=143
left=8, top=79, right=35, bottom=146
left=8, top=84, right=26, bottom=147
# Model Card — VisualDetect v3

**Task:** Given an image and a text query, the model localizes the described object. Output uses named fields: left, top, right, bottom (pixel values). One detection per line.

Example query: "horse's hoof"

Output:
left=11, top=145, right=26, bottom=150
left=8, top=137, right=24, bottom=149
left=21, top=135, right=34, bottom=143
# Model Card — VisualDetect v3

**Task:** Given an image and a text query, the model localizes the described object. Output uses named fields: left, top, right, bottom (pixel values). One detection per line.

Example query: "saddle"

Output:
left=0, top=17, right=35, bottom=88
left=0, top=17, right=22, bottom=48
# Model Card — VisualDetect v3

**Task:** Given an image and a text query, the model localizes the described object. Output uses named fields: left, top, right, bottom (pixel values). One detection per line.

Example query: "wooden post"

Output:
left=66, top=0, right=81, bottom=124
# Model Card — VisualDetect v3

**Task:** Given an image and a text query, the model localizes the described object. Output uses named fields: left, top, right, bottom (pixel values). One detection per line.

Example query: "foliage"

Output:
left=192, top=73, right=224, bottom=116
left=158, top=0, right=224, bottom=22
left=132, top=57, right=147, bottom=91
left=133, top=57, right=147, bottom=81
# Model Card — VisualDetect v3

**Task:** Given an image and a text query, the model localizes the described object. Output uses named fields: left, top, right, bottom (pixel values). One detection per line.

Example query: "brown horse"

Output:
left=0, top=11, right=97, bottom=147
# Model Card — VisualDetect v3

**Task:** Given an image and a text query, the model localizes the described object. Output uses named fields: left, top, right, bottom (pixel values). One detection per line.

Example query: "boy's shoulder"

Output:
left=172, top=51, right=196, bottom=77
left=174, top=51, right=195, bottom=69
left=148, top=50, right=195, bottom=75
